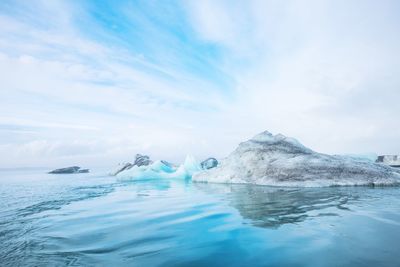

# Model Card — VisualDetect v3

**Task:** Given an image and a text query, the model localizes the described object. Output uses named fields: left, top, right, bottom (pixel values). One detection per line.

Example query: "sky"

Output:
left=0, top=0, right=400, bottom=168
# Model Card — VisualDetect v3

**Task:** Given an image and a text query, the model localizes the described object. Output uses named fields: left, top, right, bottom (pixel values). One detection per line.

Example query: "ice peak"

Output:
left=251, top=130, right=274, bottom=142
left=250, top=131, right=292, bottom=143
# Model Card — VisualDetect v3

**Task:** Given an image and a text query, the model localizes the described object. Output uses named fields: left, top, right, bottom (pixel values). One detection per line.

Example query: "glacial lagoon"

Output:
left=1, top=169, right=400, bottom=267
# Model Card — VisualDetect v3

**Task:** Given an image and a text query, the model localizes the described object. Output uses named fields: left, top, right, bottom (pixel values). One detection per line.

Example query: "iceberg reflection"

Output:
left=194, top=183, right=361, bottom=228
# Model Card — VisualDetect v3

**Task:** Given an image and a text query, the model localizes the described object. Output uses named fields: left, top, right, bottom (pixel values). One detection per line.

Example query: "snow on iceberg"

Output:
left=193, top=131, right=400, bottom=187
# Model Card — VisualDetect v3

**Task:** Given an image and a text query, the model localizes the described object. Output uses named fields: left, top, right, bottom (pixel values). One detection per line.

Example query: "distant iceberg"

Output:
left=49, top=166, right=89, bottom=174
left=193, top=131, right=400, bottom=187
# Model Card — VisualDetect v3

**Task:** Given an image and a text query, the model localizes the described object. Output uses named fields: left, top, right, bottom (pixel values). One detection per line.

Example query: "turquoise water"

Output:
left=1, top=169, right=400, bottom=266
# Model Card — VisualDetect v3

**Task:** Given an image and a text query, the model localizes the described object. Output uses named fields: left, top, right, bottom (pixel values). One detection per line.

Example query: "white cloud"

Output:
left=1, top=0, right=400, bottom=168
left=184, top=0, right=400, bottom=154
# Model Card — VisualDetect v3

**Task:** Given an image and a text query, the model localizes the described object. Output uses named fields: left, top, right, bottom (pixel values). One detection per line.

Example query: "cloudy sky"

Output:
left=1, top=0, right=399, bottom=168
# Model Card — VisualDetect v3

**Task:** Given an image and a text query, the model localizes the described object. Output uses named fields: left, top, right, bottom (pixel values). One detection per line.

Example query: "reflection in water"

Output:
left=124, top=178, right=172, bottom=192
left=194, top=183, right=361, bottom=228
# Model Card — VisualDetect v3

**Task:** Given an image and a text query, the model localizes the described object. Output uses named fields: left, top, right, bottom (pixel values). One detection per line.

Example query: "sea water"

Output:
left=1, top=168, right=400, bottom=266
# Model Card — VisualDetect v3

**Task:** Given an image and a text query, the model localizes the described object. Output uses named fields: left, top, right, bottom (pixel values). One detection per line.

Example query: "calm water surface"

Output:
left=1, top=169, right=400, bottom=266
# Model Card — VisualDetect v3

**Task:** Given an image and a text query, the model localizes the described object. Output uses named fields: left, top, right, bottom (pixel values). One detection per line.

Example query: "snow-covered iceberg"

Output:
left=193, top=131, right=400, bottom=187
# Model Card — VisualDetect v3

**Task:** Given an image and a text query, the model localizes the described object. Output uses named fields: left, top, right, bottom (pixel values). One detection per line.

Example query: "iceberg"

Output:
left=376, top=155, right=400, bottom=167
left=48, top=166, right=89, bottom=174
left=116, top=155, right=203, bottom=181
left=193, top=131, right=400, bottom=187
left=110, top=154, right=153, bottom=176
left=200, top=158, right=218, bottom=170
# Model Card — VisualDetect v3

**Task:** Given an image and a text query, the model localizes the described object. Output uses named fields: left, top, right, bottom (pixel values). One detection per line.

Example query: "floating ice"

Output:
left=116, top=155, right=202, bottom=181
